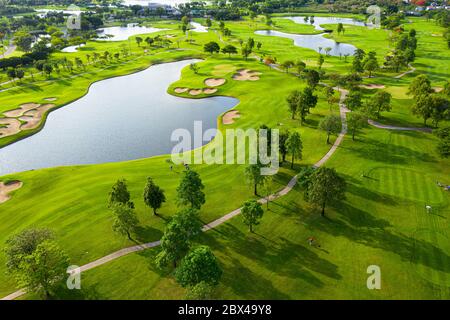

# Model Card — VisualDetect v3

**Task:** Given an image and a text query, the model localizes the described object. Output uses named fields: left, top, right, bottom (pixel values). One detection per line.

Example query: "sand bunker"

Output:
left=232, top=69, right=262, bottom=81
left=223, top=110, right=240, bottom=124
left=203, top=88, right=217, bottom=94
left=0, top=180, right=23, bottom=204
left=433, top=87, right=443, bottom=93
left=359, top=84, right=386, bottom=89
left=174, top=87, right=189, bottom=93
left=188, top=89, right=203, bottom=96
left=0, top=103, right=55, bottom=138
left=204, top=78, right=226, bottom=87
left=44, top=97, right=57, bottom=101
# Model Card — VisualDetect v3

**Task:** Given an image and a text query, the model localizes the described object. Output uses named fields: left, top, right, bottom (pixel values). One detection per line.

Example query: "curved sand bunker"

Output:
left=433, top=87, right=443, bottom=93
left=174, top=87, right=189, bottom=93
left=203, top=88, right=217, bottom=94
left=0, top=103, right=55, bottom=138
left=0, top=181, right=23, bottom=204
left=232, top=69, right=262, bottom=81
left=189, top=89, right=203, bottom=96
left=223, top=110, right=240, bottom=124
left=359, top=84, right=386, bottom=89
left=44, top=97, right=58, bottom=101
left=204, top=78, right=226, bottom=87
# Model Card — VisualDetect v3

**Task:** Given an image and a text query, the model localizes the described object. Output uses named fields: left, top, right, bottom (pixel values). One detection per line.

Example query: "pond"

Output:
left=285, top=16, right=366, bottom=31
left=96, top=24, right=167, bottom=41
left=255, top=16, right=368, bottom=56
left=0, top=60, right=238, bottom=176
left=255, top=30, right=357, bottom=56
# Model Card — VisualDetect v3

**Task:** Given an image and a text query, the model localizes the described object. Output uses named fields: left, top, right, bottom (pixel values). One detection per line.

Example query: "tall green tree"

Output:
left=109, top=179, right=134, bottom=208
left=176, top=170, right=206, bottom=209
left=221, top=44, right=237, bottom=57
left=307, top=167, right=346, bottom=216
left=319, top=115, right=341, bottom=144
left=286, top=131, right=303, bottom=169
left=156, top=208, right=202, bottom=268
left=286, top=90, right=301, bottom=119
left=347, top=111, right=368, bottom=141
left=111, top=203, right=139, bottom=240
left=203, top=41, right=220, bottom=54
left=241, top=200, right=264, bottom=232
left=279, top=130, right=290, bottom=163
left=244, top=163, right=266, bottom=196
left=143, top=177, right=166, bottom=215
left=408, top=74, right=432, bottom=100
left=367, top=91, right=392, bottom=119
left=175, top=246, right=222, bottom=288
left=298, top=86, right=318, bottom=125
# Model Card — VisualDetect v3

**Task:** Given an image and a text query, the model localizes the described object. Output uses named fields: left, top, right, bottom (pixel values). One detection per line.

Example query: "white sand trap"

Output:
left=359, top=84, right=386, bottom=89
left=3, top=103, right=40, bottom=118
left=19, top=104, right=55, bottom=130
left=223, top=110, right=240, bottom=124
left=204, top=78, right=226, bottom=87
left=433, top=87, right=443, bottom=93
left=0, top=118, right=22, bottom=137
left=0, top=180, right=23, bottom=204
left=174, top=87, right=188, bottom=93
left=44, top=97, right=57, bottom=101
left=232, top=69, right=262, bottom=81
left=203, top=88, right=217, bottom=94
left=189, top=89, right=203, bottom=96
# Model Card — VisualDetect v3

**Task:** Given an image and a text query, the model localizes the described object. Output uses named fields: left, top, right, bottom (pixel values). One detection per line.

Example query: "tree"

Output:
left=286, top=90, right=301, bottom=119
left=317, top=54, right=325, bottom=69
left=241, top=200, right=264, bottom=232
left=295, top=60, right=306, bottom=75
left=281, top=60, right=294, bottom=73
left=109, top=179, right=134, bottom=208
left=408, top=74, right=432, bottom=100
left=307, top=167, right=346, bottom=216
left=135, top=36, right=143, bottom=47
left=337, top=23, right=344, bottom=35
left=6, top=67, right=16, bottom=82
left=347, top=112, right=368, bottom=141
left=305, top=69, right=320, bottom=89
left=279, top=130, right=290, bottom=163
left=14, top=31, right=33, bottom=52
left=206, top=18, right=212, bottom=28
left=203, top=41, right=220, bottom=54
left=4, top=228, right=54, bottom=272
left=319, top=115, right=341, bottom=144
left=175, top=246, right=222, bottom=287
left=43, top=63, right=53, bottom=78
left=298, top=86, right=318, bottom=125
left=190, top=63, right=199, bottom=74
left=352, top=48, right=365, bottom=73
left=156, top=209, right=202, bottom=268
left=145, top=36, right=154, bottom=47
left=367, top=91, right=392, bottom=119
left=111, top=203, right=139, bottom=240
left=345, top=89, right=363, bottom=110
left=324, top=47, right=332, bottom=56
left=244, top=163, right=266, bottom=196
left=430, top=95, right=450, bottom=127
left=185, top=281, right=214, bottom=300
left=241, top=44, right=252, bottom=60
left=435, top=126, right=450, bottom=158
left=364, top=56, right=378, bottom=78
left=13, top=240, right=69, bottom=299
left=143, top=177, right=166, bottom=215
left=15, top=68, right=24, bottom=82
left=286, top=131, right=303, bottom=169
left=176, top=170, right=206, bottom=209
left=221, top=44, right=237, bottom=57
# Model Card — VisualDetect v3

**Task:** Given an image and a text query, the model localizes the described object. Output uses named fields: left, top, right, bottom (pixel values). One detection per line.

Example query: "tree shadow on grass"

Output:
left=134, top=225, right=164, bottom=244
left=53, top=283, right=102, bottom=300
left=313, top=207, right=450, bottom=274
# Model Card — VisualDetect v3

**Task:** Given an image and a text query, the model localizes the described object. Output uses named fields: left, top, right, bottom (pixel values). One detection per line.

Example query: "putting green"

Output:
left=365, top=167, right=444, bottom=205
left=212, top=64, right=237, bottom=77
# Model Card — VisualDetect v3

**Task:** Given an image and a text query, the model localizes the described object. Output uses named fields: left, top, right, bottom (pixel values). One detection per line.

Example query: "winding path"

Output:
left=394, top=63, right=416, bottom=79
left=0, top=44, right=16, bottom=59
left=368, top=119, right=432, bottom=133
left=0, top=85, right=351, bottom=301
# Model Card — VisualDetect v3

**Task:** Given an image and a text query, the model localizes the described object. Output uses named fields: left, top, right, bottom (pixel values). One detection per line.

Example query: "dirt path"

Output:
left=368, top=119, right=432, bottom=133
left=1, top=67, right=351, bottom=301
left=394, top=64, right=416, bottom=79
left=0, top=44, right=16, bottom=59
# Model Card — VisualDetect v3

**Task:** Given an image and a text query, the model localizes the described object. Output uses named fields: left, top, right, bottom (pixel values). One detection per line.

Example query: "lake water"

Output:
left=61, top=43, right=85, bottom=53
left=97, top=24, right=166, bottom=41
left=0, top=60, right=238, bottom=176
left=255, top=30, right=357, bottom=56
left=285, top=16, right=366, bottom=31
left=190, top=22, right=208, bottom=33
left=255, top=16, right=368, bottom=56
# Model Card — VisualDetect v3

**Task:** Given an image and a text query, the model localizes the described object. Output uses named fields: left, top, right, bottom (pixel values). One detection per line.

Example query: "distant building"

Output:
left=147, top=3, right=181, bottom=16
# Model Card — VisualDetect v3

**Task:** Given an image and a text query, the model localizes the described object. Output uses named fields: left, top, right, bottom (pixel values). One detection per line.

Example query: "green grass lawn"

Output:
left=1, top=15, right=449, bottom=299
